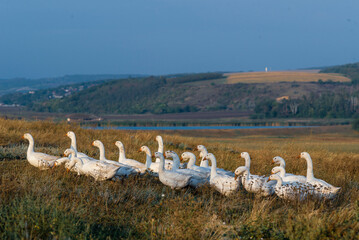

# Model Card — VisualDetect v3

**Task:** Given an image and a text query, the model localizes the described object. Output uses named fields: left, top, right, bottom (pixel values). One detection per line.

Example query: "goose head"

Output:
left=115, top=141, right=124, bottom=148
left=64, top=148, right=76, bottom=157
left=234, top=166, right=248, bottom=176
left=180, top=152, right=195, bottom=161
left=196, top=145, right=206, bottom=151
left=22, top=133, right=33, bottom=141
left=272, top=156, right=285, bottom=165
left=267, top=174, right=281, bottom=182
left=165, top=150, right=177, bottom=159
left=92, top=140, right=103, bottom=148
left=271, top=166, right=282, bottom=175
left=240, top=152, right=250, bottom=159
left=203, top=153, right=215, bottom=161
left=234, top=166, right=248, bottom=180
left=66, top=131, right=75, bottom=138
left=139, top=145, right=151, bottom=154
left=299, top=152, right=310, bottom=159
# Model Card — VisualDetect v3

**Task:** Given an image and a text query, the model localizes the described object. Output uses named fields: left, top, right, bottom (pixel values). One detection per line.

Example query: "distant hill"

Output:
left=320, top=62, right=359, bottom=83
left=2, top=66, right=359, bottom=119
left=0, top=74, right=145, bottom=96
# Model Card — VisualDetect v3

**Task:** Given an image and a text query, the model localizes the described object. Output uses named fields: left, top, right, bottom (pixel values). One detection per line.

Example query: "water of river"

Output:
left=85, top=126, right=315, bottom=131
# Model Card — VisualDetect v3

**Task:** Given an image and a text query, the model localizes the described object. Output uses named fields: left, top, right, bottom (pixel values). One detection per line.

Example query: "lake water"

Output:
left=85, top=126, right=315, bottom=131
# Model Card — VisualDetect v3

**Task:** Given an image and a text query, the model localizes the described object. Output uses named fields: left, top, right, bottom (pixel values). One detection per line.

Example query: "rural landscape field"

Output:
left=0, top=118, right=358, bottom=239
left=225, top=71, right=351, bottom=84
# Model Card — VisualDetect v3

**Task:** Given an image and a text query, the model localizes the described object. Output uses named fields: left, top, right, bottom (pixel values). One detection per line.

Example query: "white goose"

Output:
left=115, top=141, right=146, bottom=173
left=23, top=133, right=62, bottom=170
left=299, top=152, right=340, bottom=199
left=154, top=152, right=191, bottom=189
left=139, top=146, right=172, bottom=174
left=66, top=131, right=92, bottom=159
left=182, top=151, right=233, bottom=177
left=268, top=174, right=313, bottom=201
left=91, top=140, right=139, bottom=174
left=272, top=156, right=294, bottom=176
left=235, top=166, right=274, bottom=197
left=196, top=145, right=209, bottom=167
left=64, top=148, right=119, bottom=181
left=271, top=166, right=306, bottom=183
left=154, top=135, right=175, bottom=166
left=180, top=152, right=211, bottom=177
left=165, top=151, right=209, bottom=184
left=203, top=153, right=239, bottom=196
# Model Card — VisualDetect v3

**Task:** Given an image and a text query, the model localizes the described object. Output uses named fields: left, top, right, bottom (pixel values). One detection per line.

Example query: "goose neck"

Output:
left=26, top=136, right=35, bottom=155
left=144, top=149, right=152, bottom=168
left=209, top=156, right=218, bottom=179
left=187, top=155, right=196, bottom=169
left=305, top=155, right=314, bottom=180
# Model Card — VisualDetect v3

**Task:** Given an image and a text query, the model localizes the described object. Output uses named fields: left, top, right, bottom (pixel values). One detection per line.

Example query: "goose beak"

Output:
left=152, top=154, right=155, bottom=158
left=180, top=156, right=183, bottom=161
left=138, top=149, right=142, bottom=152
left=271, top=171, right=275, bottom=174
left=21, top=135, right=25, bottom=139
left=92, top=142, right=95, bottom=146
left=297, top=155, right=301, bottom=159
left=66, top=168, right=70, bottom=173
left=234, top=174, right=239, bottom=180
left=267, top=177, right=272, bottom=182
left=271, top=159, right=275, bottom=164
left=63, top=154, right=66, bottom=157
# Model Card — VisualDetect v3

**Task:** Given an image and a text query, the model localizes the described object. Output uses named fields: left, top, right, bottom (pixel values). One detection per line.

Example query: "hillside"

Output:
left=2, top=66, right=359, bottom=119
left=320, top=62, right=359, bottom=83
left=0, top=74, right=144, bottom=96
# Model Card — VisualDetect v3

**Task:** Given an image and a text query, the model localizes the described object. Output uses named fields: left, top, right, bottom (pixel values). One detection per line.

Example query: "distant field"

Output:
left=225, top=71, right=351, bottom=84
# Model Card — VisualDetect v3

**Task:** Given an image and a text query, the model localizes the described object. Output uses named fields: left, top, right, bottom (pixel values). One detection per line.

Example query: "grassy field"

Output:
left=0, top=119, right=358, bottom=239
left=225, top=71, right=351, bottom=84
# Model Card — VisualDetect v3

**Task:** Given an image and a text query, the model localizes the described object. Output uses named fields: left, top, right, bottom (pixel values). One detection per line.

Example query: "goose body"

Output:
left=65, top=149, right=119, bottom=181
left=268, top=174, right=313, bottom=201
left=204, top=153, right=239, bottom=196
left=23, top=133, right=60, bottom=170
left=155, top=152, right=191, bottom=189
left=165, top=151, right=209, bottom=187
left=300, top=152, right=340, bottom=199
left=271, top=166, right=306, bottom=183
left=235, top=166, right=274, bottom=196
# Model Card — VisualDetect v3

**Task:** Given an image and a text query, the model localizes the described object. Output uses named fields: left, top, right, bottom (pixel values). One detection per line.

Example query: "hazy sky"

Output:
left=1, top=0, right=358, bottom=78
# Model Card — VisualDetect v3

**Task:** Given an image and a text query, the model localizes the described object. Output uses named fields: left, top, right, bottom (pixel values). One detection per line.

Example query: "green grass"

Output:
left=0, top=119, right=358, bottom=239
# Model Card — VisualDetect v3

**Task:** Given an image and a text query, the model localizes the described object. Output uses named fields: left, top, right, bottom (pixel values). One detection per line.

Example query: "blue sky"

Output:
left=0, top=0, right=358, bottom=78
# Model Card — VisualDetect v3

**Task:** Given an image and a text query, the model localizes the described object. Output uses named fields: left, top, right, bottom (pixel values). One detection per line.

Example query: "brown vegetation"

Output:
left=0, top=118, right=358, bottom=239
left=225, top=71, right=351, bottom=84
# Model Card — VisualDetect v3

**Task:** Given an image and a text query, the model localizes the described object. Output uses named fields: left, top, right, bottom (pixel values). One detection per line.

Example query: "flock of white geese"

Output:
left=22, top=131, right=340, bottom=201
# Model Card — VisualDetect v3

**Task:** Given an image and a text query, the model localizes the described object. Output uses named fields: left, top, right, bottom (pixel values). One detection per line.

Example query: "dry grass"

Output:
left=225, top=71, right=351, bottom=84
left=0, top=118, right=358, bottom=239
